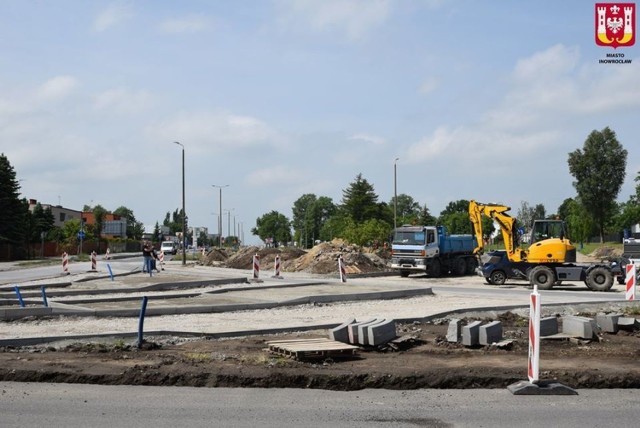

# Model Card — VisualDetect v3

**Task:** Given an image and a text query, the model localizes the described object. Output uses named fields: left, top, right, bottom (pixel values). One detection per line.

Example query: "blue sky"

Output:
left=1, top=1, right=638, bottom=245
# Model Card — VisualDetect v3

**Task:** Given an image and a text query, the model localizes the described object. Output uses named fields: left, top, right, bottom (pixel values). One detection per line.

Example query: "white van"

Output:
left=160, top=241, right=178, bottom=255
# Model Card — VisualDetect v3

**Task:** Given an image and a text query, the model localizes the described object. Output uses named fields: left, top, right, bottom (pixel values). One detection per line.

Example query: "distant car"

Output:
left=160, top=241, right=178, bottom=255
left=479, top=250, right=529, bottom=285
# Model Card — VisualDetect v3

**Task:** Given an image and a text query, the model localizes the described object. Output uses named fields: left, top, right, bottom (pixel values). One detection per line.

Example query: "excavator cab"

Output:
left=527, top=219, right=576, bottom=263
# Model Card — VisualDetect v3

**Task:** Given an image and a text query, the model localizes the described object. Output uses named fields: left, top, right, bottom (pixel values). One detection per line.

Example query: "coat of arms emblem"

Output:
left=595, top=3, right=636, bottom=48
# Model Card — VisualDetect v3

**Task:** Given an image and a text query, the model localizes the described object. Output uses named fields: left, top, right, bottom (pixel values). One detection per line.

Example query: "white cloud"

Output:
left=93, top=88, right=153, bottom=113
left=246, top=165, right=304, bottom=187
left=348, top=133, right=386, bottom=145
left=37, top=76, right=78, bottom=101
left=146, top=111, right=283, bottom=154
left=93, top=2, right=134, bottom=32
left=276, top=0, right=391, bottom=40
left=159, top=14, right=210, bottom=33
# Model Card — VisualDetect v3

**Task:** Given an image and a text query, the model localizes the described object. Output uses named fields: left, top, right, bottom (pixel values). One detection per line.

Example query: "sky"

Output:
left=1, top=0, right=639, bottom=245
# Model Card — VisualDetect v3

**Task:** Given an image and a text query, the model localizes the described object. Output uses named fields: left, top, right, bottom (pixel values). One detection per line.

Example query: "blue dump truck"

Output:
left=389, top=225, right=477, bottom=278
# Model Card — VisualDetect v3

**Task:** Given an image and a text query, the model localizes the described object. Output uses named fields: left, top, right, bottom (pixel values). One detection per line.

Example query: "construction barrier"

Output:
left=104, top=248, right=111, bottom=260
left=91, top=251, right=97, bottom=271
left=62, top=252, right=69, bottom=274
left=338, top=255, right=347, bottom=283
left=528, top=285, right=541, bottom=383
left=253, top=254, right=260, bottom=280
left=272, top=255, right=283, bottom=279
left=158, top=251, right=165, bottom=270
left=626, top=263, right=636, bottom=301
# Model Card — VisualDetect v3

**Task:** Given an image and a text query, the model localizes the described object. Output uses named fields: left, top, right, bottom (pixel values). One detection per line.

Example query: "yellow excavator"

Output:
left=468, top=200, right=616, bottom=291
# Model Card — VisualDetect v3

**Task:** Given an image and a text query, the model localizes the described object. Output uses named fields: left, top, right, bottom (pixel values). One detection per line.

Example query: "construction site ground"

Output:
left=1, top=243, right=639, bottom=390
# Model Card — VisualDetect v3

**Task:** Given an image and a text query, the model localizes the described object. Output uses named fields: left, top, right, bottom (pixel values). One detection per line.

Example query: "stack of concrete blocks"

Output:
left=446, top=319, right=505, bottom=347
left=540, top=316, right=559, bottom=336
left=329, top=318, right=397, bottom=347
left=561, top=315, right=598, bottom=339
left=595, top=313, right=639, bottom=333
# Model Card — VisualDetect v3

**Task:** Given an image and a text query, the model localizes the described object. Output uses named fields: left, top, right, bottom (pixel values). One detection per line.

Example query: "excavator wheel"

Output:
left=585, top=266, right=614, bottom=291
left=529, top=265, right=555, bottom=290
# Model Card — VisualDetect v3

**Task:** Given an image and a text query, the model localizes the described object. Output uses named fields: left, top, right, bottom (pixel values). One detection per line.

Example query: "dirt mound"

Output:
left=201, top=248, right=230, bottom=266
left=590, top=246, right=623, bottom=260
left=284, top=239, right=389, bottom=274
left=225, top=246, right=307, bottom=270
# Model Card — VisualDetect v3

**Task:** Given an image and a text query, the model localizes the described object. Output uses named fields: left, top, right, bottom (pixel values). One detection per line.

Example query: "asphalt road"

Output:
left=2, top=382, right=639, bottom=428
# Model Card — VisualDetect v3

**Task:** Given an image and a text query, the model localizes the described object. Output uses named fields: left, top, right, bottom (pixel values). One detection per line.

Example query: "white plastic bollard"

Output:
left=253, top=254, right=260, bottom=280
left=62, top=252, right=69, bottom=275
left=158, top=251, right=165, bottom=270
left=338, top=255, right=347, bottom=283
left=528, top=285, right=541, bottom=384
left=626, top=263, right=636, bottom=301
left=272, top=255, right=283, bottom=279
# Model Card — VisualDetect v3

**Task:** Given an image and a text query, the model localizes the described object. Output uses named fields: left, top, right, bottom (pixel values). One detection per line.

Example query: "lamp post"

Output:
left=174, top=142, right=186, bottom=265
left=212, top=184, right=229, bottom=248
left=394, top=157, right=399, bottom=232
left=224, top=208, right=234, bottom=241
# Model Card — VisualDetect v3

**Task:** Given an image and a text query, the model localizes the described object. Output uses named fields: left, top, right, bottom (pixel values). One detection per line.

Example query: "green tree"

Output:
left=113, top=206, right=144, bottom=240
left=516, top=201, right=546, bottom=230
left=251, top=211, right=291, bottom=246
left=92, top=205, right=108, bottom=250
left=391, top=194, right=421, bottom=226
left=417, top=204, right=437, bottom=226
left=0, top=154, right=26, bottom=257
left=292, top=194, right=336, bottom=248
left=438, top=200, right=473, bottom=234
left=341, top=174, right=383, bottom=224
left=568, top=127, right=627, bottom=242
left=564, top=198, right=595, bottom=246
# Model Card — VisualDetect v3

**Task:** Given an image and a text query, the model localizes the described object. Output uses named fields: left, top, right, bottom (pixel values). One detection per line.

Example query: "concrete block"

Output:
left=617, top=317, right=639, bottom=331
left=462, top=320, right=482, bottom=347
left=479, top=321, right=503, bottom=345
left=562, top=315, right=597, bottom=339
left=329, top=318, right=356, bottom=343
left=347, top=318, right=376, bottom=344
left=446, top=319, right=462, bottom=343
left=358, top=319, right=384, bottom=345
left=540, top=317, right=559, bottom=337
left=596, top=313, right=622, bottom=334
left=367, top=319, right=397, bottom=346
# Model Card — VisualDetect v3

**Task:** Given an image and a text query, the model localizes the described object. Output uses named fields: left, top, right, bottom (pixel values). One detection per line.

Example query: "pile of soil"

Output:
left=590, top=246, right=623, bottom=260
left=2, top=312, right=638, bottom=390
left=199, top=240, right=389, bottom=275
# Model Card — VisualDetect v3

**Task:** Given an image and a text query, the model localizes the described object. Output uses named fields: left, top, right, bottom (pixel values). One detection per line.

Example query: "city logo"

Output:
left=595, top=3, right=636, bottom=48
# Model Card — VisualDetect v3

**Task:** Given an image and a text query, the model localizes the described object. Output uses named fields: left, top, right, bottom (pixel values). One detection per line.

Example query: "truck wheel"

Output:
left=465, top=257, right=477, bottom=275
left=428, top=260, right=441, bottom=277
left=454, top=258, right=467, bottom=276
left=400, top=270, right=410, bottom=278
left=489, top=270, right=506, bottom=286
left=586, top=267, right=613, bottom=291
left=529, top=265, right=555, bottom=290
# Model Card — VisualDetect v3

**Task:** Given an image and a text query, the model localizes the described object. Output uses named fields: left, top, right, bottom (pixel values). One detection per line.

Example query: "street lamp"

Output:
left=394, top=157, right=399, bottom=232
left=224, top=208, right=234, bottom=240
left=174, top=141, right=186, bottom=265
left=212, top=184, right=229, bottom=248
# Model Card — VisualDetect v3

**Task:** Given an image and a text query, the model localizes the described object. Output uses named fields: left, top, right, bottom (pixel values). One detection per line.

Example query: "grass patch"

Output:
left=623, top=306, right=640, bottom=316
left=184, top=352, right=212, bottom=362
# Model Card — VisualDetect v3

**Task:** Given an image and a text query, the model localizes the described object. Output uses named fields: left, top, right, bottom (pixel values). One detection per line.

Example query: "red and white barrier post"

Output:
left=104, top=248, right=111, bottom=260
left=272, top=255, right=283, bottom=279
left=338, top=255, right=347, bottom=283
left=91, top=251, right=97, bottom=271
left=62, top=252, right=69, bottom=275
left=626, top=262, right=636, bottom=301
left=528, top=285, right=541, bottom=384
left=159, top=251, right=165, bottom=270
left=253, top=254, right=261, bottom=280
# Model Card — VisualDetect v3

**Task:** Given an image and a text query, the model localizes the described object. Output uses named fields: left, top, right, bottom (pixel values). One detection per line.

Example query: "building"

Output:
left=28, top=199, right=82, bottom=228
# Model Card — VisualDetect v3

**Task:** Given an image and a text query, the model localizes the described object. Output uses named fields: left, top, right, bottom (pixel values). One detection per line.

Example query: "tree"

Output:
left=390, top=194, right=422, bottom=226
left=92, top=205, right=108, bottom=250
left=341, top=174, right=383, bottom=224
left=114, top=206, right=145, bottom=240
left=292, top=194, right=336, bottom=248
left=568, top=127, right=627, bottom=242
left=438, top=200, right=472, bottom=234
left=564, top=198, right=595, bottom=246
left=251, top=211, right=291, bottom=246
left=417, top=205, right=437, bottom=226
left=0, top=154, right=26, bottom=255
left=516, top=201, right=546, bottom=230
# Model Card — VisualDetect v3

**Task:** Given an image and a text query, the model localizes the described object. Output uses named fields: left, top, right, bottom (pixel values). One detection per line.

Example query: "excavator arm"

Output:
left=468, top=200, right=525, bottom=262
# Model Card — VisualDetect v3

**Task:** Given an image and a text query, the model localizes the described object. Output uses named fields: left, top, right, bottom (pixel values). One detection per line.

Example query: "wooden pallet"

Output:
left=266, top=338, right=360, bottom=360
